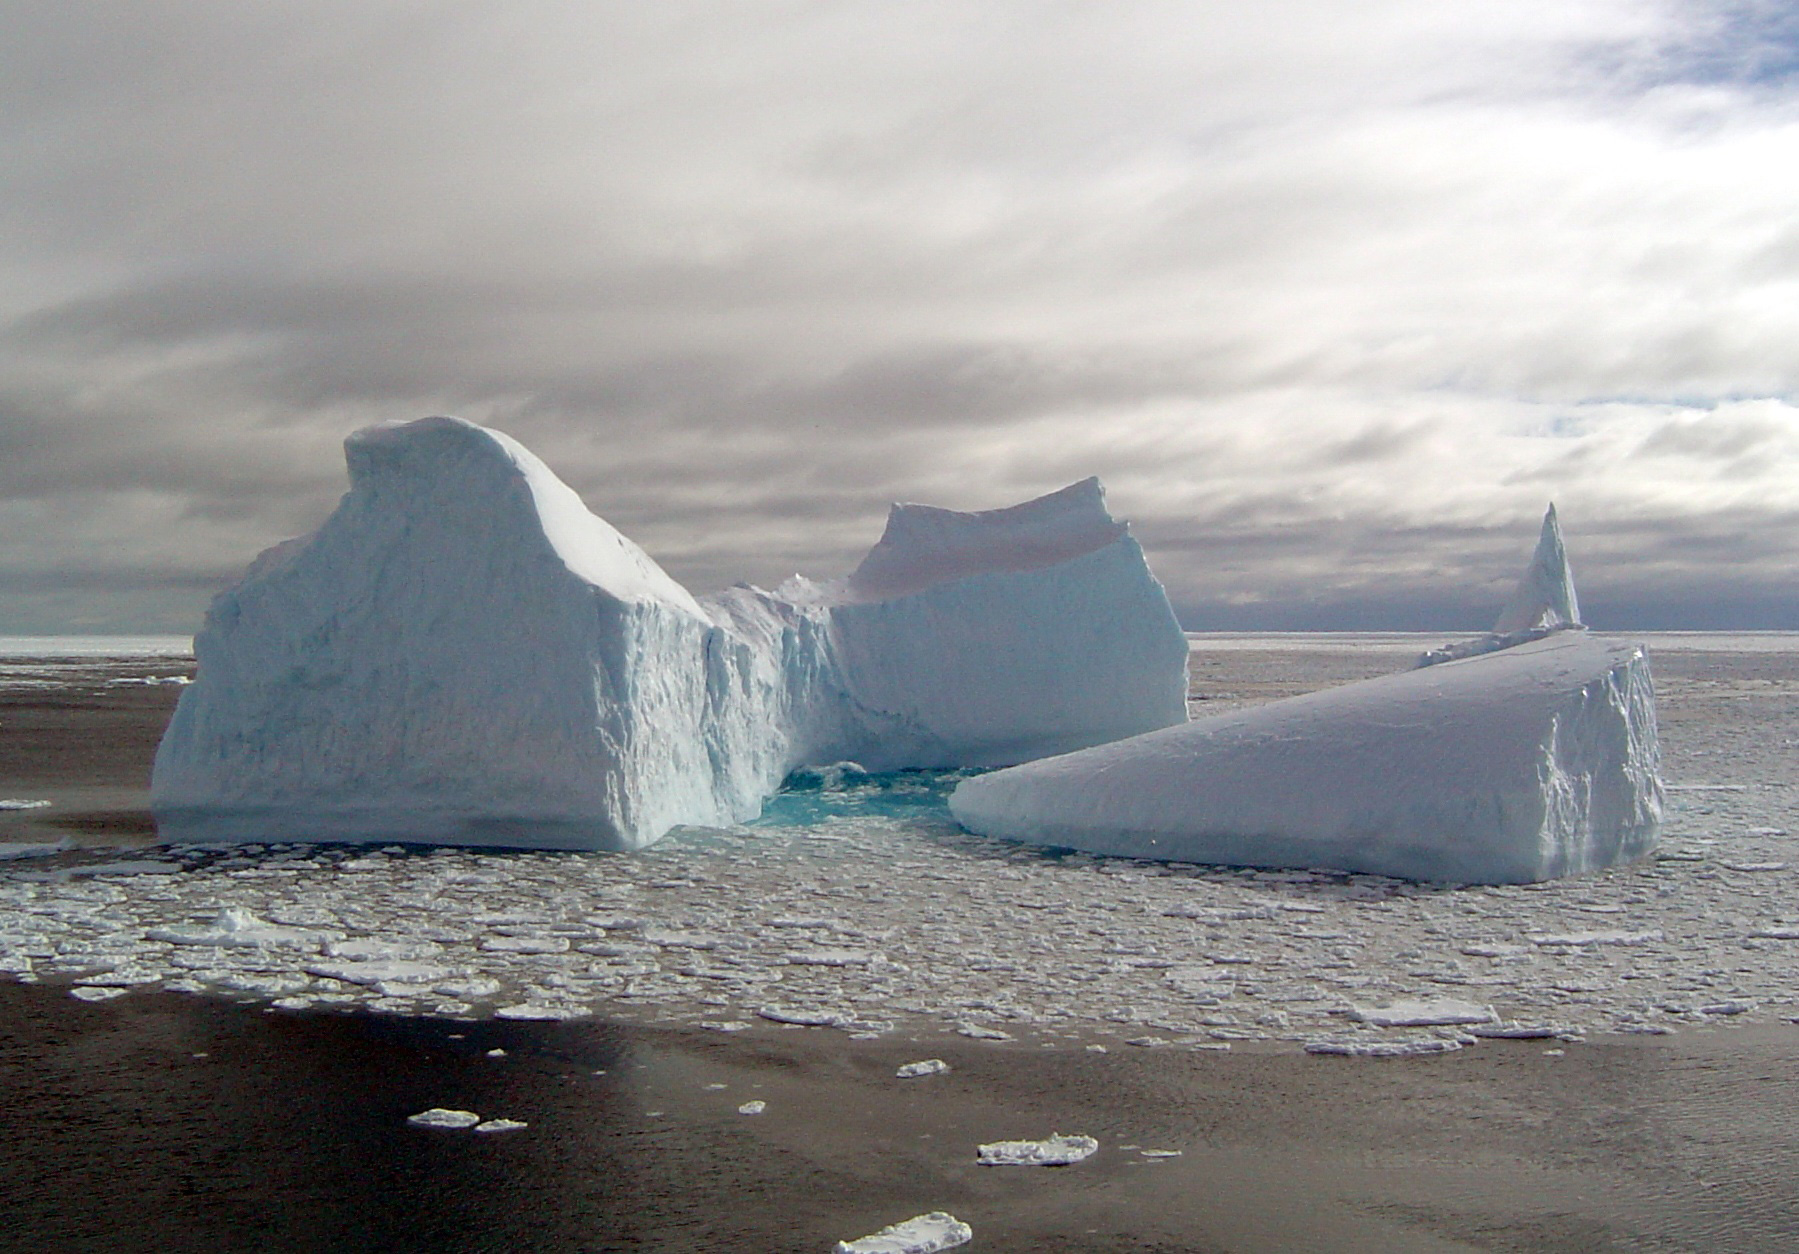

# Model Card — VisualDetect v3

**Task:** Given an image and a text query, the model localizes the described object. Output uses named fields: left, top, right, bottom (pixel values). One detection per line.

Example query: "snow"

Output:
left=834, top=1212, right=973, bottom=1254
left=153, top=416, right=1186, bottom=851
left=951, top=633, right=1663, bottom=884
left=976, top=1133, right=1099, bottom=1166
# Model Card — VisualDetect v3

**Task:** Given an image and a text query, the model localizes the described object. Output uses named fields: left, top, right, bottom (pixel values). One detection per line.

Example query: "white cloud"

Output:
left=0, top=0, right=1795, bottom=630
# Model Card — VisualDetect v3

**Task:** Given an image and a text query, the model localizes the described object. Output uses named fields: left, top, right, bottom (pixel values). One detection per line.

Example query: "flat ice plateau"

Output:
left=951, top=633, right=1662, bottom=884
left=152, top=417, right=1187, bottom=851
left=4, top=634, right=1797, bottom=1055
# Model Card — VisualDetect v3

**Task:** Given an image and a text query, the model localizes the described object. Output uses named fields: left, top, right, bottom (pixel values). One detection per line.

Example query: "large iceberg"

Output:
left=152, top=417, right=1187, bottom=850
left=949, top=632, right=1662, bottom=884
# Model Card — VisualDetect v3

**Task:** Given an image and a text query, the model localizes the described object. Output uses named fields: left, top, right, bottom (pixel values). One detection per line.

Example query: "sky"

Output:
left=2, top=0, right=1797, bottom=634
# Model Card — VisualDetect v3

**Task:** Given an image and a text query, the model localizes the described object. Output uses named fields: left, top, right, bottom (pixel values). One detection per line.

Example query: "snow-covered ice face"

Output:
left=3, top=635, right=1797, bottom=1055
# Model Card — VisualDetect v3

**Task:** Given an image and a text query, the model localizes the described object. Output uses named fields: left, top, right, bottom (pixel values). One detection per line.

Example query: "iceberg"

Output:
left=949, top=633, right=1663, bottom=884
left=153, top=416, right=1187, bottom=851
left=1419, top=505, right=1583, bottom=666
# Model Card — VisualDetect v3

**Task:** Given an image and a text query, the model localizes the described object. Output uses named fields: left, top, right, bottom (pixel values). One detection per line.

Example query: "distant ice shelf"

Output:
left=152, top=416, right=1188, bottom=851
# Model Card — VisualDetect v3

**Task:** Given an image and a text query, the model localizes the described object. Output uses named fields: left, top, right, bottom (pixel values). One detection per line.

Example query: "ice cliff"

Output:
left=152, top=417, right=1188, bottom=849
left=950, top=633, right=1662, bottom=884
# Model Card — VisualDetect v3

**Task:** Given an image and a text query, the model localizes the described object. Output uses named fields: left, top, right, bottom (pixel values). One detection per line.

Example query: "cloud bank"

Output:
left=2, top=1, right=1797, bottom=631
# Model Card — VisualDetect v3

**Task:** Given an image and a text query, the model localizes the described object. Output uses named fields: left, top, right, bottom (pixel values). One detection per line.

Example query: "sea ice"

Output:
left=472, top=1119, right=527, bottom=1133
left=834, top=1212, right=973, bottom=1254
left=951, top=633, right=1662, bottom=884
left=1349, top=998, right=1497, bottom=1028
left=153, top=417, right=1187, bottom=851
left=976, top=1133, right=1099, bottom=1166
left=407, top=1108, right=481, bottom=1129
left=896, top=1059, right=949, bottom=1078
left=0, top=840, right=68, bottom=860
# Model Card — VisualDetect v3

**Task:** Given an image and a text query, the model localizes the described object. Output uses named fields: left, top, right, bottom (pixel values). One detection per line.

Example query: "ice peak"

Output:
left=347, top=415, right=705, bottom=618
left=1493, top=503, right=1581, bottom=634
left=846, top=476, right=1129, bottom=601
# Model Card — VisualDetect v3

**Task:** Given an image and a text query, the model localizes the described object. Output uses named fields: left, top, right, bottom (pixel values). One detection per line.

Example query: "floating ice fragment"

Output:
left=407, top=1108, right=481, bottom=1129
left=0, top=799, right=52, bottom=811
left=1305, top=1037, right=1464, bottom=1057
left=1350, top=999, right=1497, bottom=1028
left=977, top=1133, right=1098, bottom=1166
left=700, top=1020, right=753, bottom=1032
left=480, top=936, right=569, bottom=954
left=757, top=1006, right=844, bottom=1027
left=955, top=1024, right=1012, bottom=1041
left=1140, top=1149, right=1183, bottom=1158
left=833, top=1212, right=973, bottom=1254
left=737, top=1100, right=766, bottom=1115
left=1529, top=930, right=1662, bottom=947
left=494, top=1003, right=589, bottom=1021
left=1699, top=1001, right=1753, bottom=1016
left=896, top=1059, right=949, bottom=1078
left=473, top=1119, right=527, bottom=1133
left=1467, top=1022, right=1567, bottom=1040
left=69, top=986, right=129, bottom=1002
left=304, top=959, right=449, bottom=986
left=0, top=839, right=67, bottom=860
left=786, top=949, right=875, bottom=967
left=150, top=907, right=326, bottom=949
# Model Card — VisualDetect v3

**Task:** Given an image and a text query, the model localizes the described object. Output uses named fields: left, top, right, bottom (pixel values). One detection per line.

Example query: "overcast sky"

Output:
left=3, top=1, right=1797, bottom=633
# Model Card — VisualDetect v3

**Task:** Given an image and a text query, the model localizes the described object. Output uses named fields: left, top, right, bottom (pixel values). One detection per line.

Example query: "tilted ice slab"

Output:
left=951, top=633, right=1663, bottom=884
left=154, top=417, right=1186, bottom=850
left=1420, top=505, right=1584, bottom=667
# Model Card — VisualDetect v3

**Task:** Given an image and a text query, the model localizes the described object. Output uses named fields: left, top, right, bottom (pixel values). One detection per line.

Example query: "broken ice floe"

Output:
left=1349, top=998, right=1497, bottom=1028
left=0, top=800, right=53, bottom=812
left=474, top=1119, right=528, bottom=1133
left=407, top=1108, right=481, bottom=1129
left=737, top=1100, right=766, bottom=1115
left=834, top=1212, right=973, bottom=1254
left=4, top=630, right=1798, bottom=1055
left=896, top=1059, right=949, bottom=1078
left=977, top=1133, right=1099, bottom=1166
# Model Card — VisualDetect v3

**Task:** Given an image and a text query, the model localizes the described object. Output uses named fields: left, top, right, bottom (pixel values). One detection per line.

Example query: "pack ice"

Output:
left=152, top=417, right=1187, bottom=850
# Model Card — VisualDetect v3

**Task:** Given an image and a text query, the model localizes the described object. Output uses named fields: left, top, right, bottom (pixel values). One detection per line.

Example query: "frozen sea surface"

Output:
left=2, top=634, right=1798, bottom=1053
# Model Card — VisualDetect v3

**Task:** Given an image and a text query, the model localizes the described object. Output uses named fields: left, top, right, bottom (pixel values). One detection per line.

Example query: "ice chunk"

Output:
left=1350, top=998, right=1497, bottom=1028
left=69, top=986, right=129, bottom=1002
left=951, top=633, right=1662, bottom=884
left=976, top=1133, right=1099, bottom=1166
left=148, top=907, right=325, bottom=949
left=737, top=1100, right=766, bottom=1115
left=407, top=1108, right=480, bottom=1129
left=472, top=1118, right=528, bottom=1133
left=0, top=799, right=52, bottom=811
left=1304, top=1037, right=1465, bottom=1057
left=0, top=839, right=68, bottom=860
left=1419, top=505, right=1584, bottom=666
left=896, top=1059, right=950, bottom=1078
left=304, top=959, right=450, bottom=986
left=834, top=1212, right=973, bottom=1254
left=153, top=417, right=1188, bottom=851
